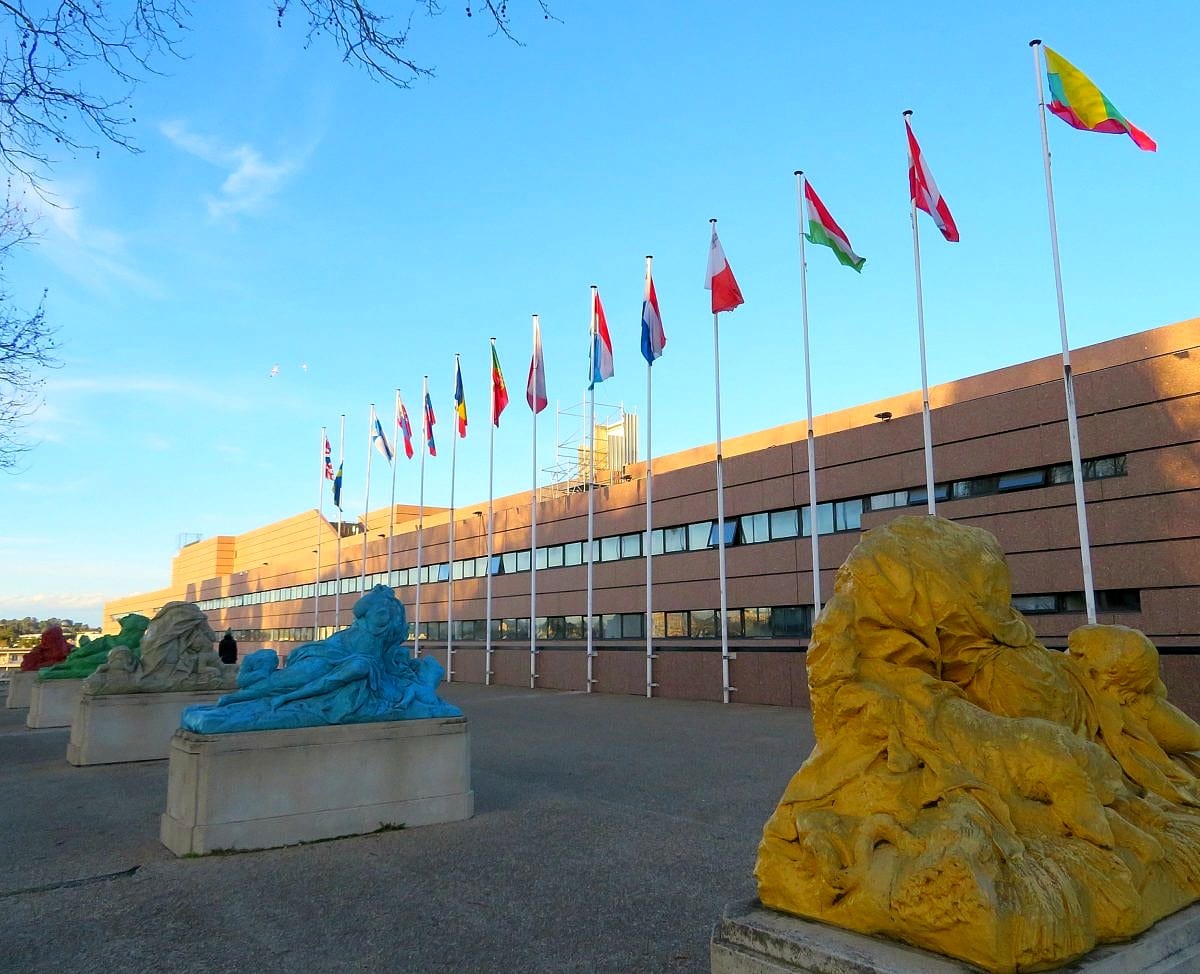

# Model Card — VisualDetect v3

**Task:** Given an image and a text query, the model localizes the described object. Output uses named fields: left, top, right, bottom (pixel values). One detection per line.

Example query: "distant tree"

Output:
left=0, top=1, right=553, bottom=467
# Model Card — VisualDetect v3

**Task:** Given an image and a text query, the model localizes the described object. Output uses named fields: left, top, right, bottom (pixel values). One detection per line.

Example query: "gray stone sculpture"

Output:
left=83, top=601, right=237, bottom=695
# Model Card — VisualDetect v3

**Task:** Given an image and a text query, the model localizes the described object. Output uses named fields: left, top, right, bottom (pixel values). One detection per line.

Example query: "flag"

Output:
left=491, top=342, right=510, bottom=426
left=589, top=290, right=614, bottom=388
left=1044, top=45, right=1156, bottom=151
left=804, top=181, right=866, bottom=271
left=453, top=358, right=467, bottom=437
left=527, top=317, right=548, bottom=414
left=332, top=462, right=344, bottom=509
left=323, top=435, right=334, bottom=480
left=372, top=412, right=394, bottom=463
left=905, top=118, right=959, bottom=243
left=704, top=224, right=744, bottom=313
left=396, top=397, right=414, bottom=459
left=423, top=392, right=437, bottom=457
left=641, top=264, right=666, bottom=365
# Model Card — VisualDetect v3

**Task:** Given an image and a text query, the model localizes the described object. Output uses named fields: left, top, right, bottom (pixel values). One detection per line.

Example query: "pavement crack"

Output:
left=0, top=865, right=140, bottom=898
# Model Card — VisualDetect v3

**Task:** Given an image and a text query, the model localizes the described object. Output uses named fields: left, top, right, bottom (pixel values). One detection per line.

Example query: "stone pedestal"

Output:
left=6, top=671, right=35, bottom=708
left=67, top=690, right=227, bottom=766
left=711, top=900, right=1200, bottom=974
left=160, top=716, right=473, bottom=856
left=26, top=678, right=85, bottom=729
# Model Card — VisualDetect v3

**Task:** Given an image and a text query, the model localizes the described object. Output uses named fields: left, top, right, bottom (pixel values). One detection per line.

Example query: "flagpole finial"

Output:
left=1029, top=38, right=1042, bottom=47
left=645, top=254, right=653, bottom=260
left=793, top=170, right=803, bottom=177
left=709, top=218, right=717, bottom=225
left=902, top=109, right=913, bottom=118
left=490, top=336, right=496, bottom=342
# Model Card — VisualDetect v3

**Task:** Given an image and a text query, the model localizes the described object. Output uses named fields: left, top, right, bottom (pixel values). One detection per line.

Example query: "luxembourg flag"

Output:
left=640, top=260, right=666, bottom=365
left=396, top=396, right=414, bottom=459
left=705, top=222, right=744, bottom=314
left=905, top=116, right=959, bottom=243
left=589, top=289, right=614, bottom=388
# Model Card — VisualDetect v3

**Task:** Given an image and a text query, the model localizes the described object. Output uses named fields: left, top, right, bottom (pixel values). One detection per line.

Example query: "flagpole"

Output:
left=415, top=377, right=428, bottom=656
left=315, top=426, right=326, bottom=641
left=1030, top=39, right=1097, bottom=625
left=361, top=404, right=375, bottom=595
left=486, top=338, right=497, bottom=687
left=903, top=112, right=938, bottom=516
left=335, top=413, right=345, bottom=629
left=707, top=222, right=733, bottom=705
left=529, top=314, right=541, bottom=690
left=586, top=286, right=598, bottom=693
left=448, top=354, right=459, bottom=683
left=387, top=390, right=400, bottom=579
left=793, top=178, right=823, bottom=618
left=643, top=256, right=656, bottom=699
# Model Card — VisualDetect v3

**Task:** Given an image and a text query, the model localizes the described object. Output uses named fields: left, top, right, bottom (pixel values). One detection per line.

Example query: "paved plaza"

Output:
left=1, top=684, right=814, bottom=973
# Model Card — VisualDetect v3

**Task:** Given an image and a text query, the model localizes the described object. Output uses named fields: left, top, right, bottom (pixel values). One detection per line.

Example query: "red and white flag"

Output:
left=704, top=223, right=744, bottom=314
left=906, top=117, right=959, bottom=243
left=527, top=315, right=548, bottom=414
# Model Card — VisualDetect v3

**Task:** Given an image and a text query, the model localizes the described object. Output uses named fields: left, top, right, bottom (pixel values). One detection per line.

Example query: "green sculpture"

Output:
left=39, top=614, right=150, bottom=681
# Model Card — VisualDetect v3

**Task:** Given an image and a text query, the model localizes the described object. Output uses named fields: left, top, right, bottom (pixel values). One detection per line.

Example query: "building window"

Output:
left=663, top=526, right=686, bottom=553
left=801, top=502, right=834, bottom=537
left=740, top=512, right=770, bottom=544
left=600, top=536, right=621, bottom=562
left=621, top=613, right=644, bottom=638
left=769, top=509, right=799, bottom=539
left=708, top=519, right=738, bottom=547
left=563, top=541, right=583, bottom=566
left=620, top=533, right=642, bottom=559
left=688, top=521, right=713, bottom=551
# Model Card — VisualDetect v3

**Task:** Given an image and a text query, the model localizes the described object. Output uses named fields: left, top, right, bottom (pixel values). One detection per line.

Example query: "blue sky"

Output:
left=2, top=2, right=1196, bottom=626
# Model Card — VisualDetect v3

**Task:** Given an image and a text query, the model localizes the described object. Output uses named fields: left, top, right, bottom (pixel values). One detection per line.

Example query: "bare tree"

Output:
left=0, top=1, right=553, bottom=468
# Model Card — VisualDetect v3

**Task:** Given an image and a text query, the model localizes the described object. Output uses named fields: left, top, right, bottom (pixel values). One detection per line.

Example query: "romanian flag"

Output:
left=705, top=224, right=744, bottom=314
left=804, top=181, right=865, bottom=272
left=453, top=358, right=467, bottom=437
left=332, top=462, right=344, bottom=509
left=1044, top=45, right=1155, bottom=151
left=396, top=396, right=414, bottom=459
left=423, top=391, right=437, bottom=457
left=491, top=341, right=509, bottom=426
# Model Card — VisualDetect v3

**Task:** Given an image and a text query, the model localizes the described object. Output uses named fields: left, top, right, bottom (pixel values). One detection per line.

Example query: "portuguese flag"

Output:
left=1044, top=45, right=1156, bottom=151
left=491, top=341, right=509, bottom=427
left=803, top=181, right=865, bottom=272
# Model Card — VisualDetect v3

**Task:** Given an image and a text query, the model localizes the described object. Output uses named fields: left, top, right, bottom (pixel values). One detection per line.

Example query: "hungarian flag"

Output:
left=323, top=435, right=334, bottom=480
left=589, top=290, right=614, bottom=389
left=527, top=315, right=548, bottom=414
left=1044, top=45, right=1155, bottom=151
left=640, top=262, right=666, bottom=365
left=491, top=341, right=510, bottom=426
left=704, top=223, right=744, bottom=313
left=396, top=396, right=414, bottom=459
left=332, top=462, right=344, bottom=509
left=804, top=181, right=866, bottom=271
left=453, top=358, right=467, bottom=437
left=905, top=117, right=959, bottom=242
left=423, top=391, right=437, bottom=457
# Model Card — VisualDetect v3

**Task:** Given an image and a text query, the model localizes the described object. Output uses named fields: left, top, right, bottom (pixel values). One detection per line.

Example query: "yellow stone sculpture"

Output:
left=756, top=516, right=1200, bottom=973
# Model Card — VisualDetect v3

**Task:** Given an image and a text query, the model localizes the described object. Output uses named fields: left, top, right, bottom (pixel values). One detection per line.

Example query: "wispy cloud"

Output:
left=160, top=120, right=298, bottom=220
left=45, top=376, right=251, bottom=410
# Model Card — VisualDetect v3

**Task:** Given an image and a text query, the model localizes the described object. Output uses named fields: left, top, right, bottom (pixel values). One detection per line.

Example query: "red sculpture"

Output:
left=20, top=625, right=71, bottom=671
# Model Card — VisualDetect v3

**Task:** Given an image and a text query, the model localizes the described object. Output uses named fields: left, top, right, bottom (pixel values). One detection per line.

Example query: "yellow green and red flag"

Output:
left=491, top=341, right=509, bottom=427
left=1044, top=45, right=1155, bottom=151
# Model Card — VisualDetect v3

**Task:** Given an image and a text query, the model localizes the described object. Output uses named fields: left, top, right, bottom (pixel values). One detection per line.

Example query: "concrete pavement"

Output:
left=0, top=684, right=814, bottom=973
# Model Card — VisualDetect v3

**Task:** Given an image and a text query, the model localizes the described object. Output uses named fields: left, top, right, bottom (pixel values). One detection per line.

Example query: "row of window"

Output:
left=1011, top=588, right=1141, bottom=615
left=195, top=453, right=1127, bottom=613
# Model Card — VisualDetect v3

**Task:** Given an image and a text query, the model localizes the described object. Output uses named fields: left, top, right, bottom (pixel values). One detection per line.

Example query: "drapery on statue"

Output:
left=756, top=516, right=1200, bottom=973
left=38, top=614, right=150, bottom=681
left=181, top=585, right=460, bottom=734
left=19, top=624, right=71, bottom=671
left=83, top=602, right=237, bottom=695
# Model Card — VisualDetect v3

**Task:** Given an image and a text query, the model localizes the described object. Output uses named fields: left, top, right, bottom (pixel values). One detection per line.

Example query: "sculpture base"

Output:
left=67, top=689, right=227, bottom=766
left=711, top=901, right=1200, bottom=974
left=160, top=716, right=473, bottom=856
left=26, top=678, right=85, bottom=728
left=6, top=671, right=35, bottom=708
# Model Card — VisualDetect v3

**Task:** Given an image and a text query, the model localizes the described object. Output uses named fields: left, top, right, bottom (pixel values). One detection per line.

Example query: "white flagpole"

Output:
left=415, top=378, right=428, bottom=656
left=793, top=178, right=823, bottom=617
left=709, top=221, right=732, bottom=706
left=486, top=338, right=497, bottom=687
left=644, top=255, right=656, bottom=699
left=335, top=412, right=345, bottom=629
left=530, top=314, right=541, bottom=690
left=586, top=286, right=598, bottom=693
left=387, top=389, right=400, bottom=580
left=448, top=354, right=459, bottom=683
left=903, top=112, right=938, bottom=516
left=1030, top=39, right=1097, bottom=625
left=361, top=404, right=375, bottom=595
left=314, top=426, right=326, bottom=641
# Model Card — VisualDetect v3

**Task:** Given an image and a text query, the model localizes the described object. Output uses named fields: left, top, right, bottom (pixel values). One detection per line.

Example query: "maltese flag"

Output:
left=705, top=222, right=744, bottom=314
